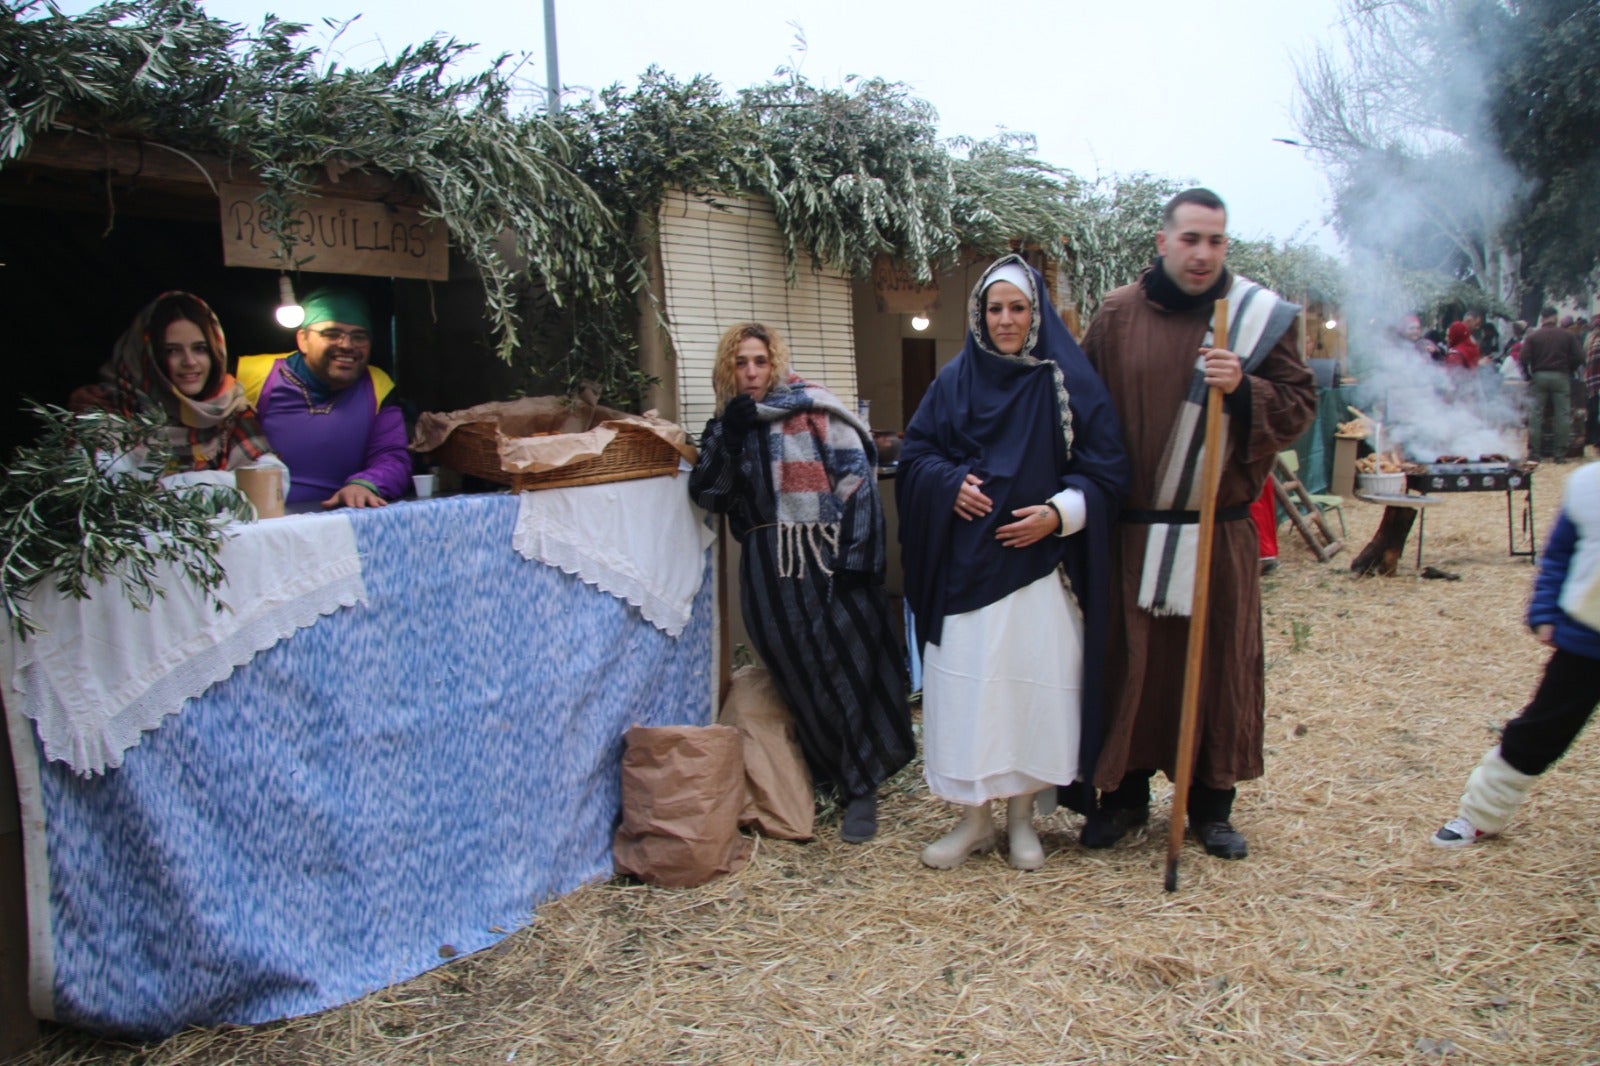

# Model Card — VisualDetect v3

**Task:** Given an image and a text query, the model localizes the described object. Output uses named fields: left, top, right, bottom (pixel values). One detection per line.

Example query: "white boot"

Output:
left=1458, top=745, right=1538, bottom=835
left=1007, top=793, right=1045, bottom=870
left=920, top=804, right=996, bottom=869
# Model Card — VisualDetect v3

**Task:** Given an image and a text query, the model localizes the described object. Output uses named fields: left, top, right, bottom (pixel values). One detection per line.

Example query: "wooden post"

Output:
left=0, top=697, right=39, bottom=1056
left=1165, top=298, right=1229, bottom=893
left=633, top=213, right=677, bottom=422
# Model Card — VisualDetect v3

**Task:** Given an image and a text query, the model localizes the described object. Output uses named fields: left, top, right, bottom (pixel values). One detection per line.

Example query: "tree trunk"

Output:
left=1496, top=243, right=1522, bottom=314
left=1350, top=506, right=1418, bottom=576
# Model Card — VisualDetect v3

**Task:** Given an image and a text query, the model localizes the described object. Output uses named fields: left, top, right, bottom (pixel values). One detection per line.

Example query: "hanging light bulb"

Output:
left=1324, top=318, right=1339, bottom=330
left=910, top=313, right=930, bottom=332
left=275, top=274, right=305, bottom=328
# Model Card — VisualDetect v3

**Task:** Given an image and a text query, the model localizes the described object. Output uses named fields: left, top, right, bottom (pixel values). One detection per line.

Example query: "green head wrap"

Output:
left=299, top=287, right=373, bottom=331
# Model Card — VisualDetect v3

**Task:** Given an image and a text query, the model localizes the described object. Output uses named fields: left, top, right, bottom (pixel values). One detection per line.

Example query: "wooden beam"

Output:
left=0, top=698, right=39, bottom=1058
left=16, top=130, right=427, bottom=206
left=634, top=212, right=676, bottom=421
left=0, top=165, right=217, bottom=220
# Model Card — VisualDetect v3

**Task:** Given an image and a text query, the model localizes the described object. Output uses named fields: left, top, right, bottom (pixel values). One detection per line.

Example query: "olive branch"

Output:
left=0, top=402, right=243, bottom=640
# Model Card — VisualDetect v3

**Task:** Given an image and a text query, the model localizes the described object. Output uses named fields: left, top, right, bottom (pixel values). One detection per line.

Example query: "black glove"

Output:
left=721, top=394, right=759, bottom=445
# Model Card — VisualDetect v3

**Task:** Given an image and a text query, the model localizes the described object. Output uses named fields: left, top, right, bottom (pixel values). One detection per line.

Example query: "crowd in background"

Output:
left=1403, top=304, right=1600, bottom=461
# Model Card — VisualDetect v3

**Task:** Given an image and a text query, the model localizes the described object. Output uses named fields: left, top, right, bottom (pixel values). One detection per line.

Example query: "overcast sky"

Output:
left=73, top=0, right=1350, bottom=251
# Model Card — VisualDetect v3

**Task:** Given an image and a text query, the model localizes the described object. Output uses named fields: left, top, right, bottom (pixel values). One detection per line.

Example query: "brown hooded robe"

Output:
left=1084, top=272, right=1316, bottom=791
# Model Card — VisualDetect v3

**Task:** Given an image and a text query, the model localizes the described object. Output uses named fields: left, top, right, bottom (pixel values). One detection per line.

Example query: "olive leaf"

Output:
left=0, top=402, right=244, bottom=640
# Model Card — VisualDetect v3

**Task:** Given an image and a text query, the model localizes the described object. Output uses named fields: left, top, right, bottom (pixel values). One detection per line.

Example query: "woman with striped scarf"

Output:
left=689, top=322, right=913, bottom=844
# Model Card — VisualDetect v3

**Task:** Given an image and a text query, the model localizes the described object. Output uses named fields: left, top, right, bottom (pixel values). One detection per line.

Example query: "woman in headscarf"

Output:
left=898, top=255, right=1129, bottom=870
left=689, top=322, right=914, bottom=844
left=78, top=291, right=273, bottom=472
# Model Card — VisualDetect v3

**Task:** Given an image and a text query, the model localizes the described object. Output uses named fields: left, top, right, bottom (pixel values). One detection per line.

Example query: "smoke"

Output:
left=1299, top=1, right=1527, bottom=299
left=1304, top=2, right=1533, bottom=461
left=1344, top=323, right=1525, bottom=461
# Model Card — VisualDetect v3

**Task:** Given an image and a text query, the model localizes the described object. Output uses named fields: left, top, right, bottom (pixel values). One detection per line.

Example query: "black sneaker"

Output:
left=1193, top=820, right=1248, bottom=859
left=1080, top=806, right=1149, bottom=849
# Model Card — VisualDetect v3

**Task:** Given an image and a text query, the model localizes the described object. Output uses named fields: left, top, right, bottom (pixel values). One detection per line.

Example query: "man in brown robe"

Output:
left=1079, top=188, right=1317, bottom=859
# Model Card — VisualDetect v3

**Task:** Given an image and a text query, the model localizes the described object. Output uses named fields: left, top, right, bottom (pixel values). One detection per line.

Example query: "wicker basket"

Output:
left=429, top=419, right=681, bottom=492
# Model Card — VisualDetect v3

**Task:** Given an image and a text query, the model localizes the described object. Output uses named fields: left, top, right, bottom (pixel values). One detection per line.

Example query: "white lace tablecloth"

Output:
left=2, top=511, right=364, bottom=775
left=511, top=470, right=713, bottom=637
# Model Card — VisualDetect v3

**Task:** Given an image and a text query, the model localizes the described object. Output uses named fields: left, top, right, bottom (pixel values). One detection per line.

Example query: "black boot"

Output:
left=1192, top=821, right=1248, bottom=859
left=1081, top=805, right=1149, bottom=848
left=1080, top=773, right=1152, bottom=849
left=1188, top=784, right=1247, bottom=859
left=840, top=792, right=878, bottom=844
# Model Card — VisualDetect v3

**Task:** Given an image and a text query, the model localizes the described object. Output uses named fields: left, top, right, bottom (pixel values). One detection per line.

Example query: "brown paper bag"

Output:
left=717, top=665, right=815, bottom=841
left=613, top=724, right=752, bottom=887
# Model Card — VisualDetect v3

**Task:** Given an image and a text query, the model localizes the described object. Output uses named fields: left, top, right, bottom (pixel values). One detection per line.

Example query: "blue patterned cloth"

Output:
left=24, top=492, right=711, bottom=1037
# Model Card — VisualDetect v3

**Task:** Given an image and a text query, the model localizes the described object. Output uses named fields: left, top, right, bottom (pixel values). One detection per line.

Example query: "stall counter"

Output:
left=3, top=487, right=713, bottom=1038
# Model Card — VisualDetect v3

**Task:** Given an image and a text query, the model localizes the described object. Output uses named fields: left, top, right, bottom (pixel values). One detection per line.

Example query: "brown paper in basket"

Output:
left=410, top=396, right=696, bottom=472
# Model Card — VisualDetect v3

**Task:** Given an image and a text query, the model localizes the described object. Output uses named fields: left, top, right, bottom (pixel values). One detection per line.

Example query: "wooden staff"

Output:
left=1165, top=297, right=1229, bottom=893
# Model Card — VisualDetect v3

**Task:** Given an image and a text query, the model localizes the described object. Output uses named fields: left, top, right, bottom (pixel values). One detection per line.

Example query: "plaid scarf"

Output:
left=752, top=374, right=874, bottom=579
left=1138, top=274, right=1299, bottom=616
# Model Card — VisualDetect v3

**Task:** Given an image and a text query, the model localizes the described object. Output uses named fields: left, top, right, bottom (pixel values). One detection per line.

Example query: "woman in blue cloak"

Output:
left=898, top=255, right=1128, bottom=869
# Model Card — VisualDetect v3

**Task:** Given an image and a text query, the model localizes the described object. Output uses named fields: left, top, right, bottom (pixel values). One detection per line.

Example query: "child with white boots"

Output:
left=1432, top=461, right=1600, bottom=847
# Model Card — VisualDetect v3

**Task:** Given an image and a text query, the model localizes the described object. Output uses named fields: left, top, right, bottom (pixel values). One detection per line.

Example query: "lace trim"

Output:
left=17, top=571, right=365, bottom=775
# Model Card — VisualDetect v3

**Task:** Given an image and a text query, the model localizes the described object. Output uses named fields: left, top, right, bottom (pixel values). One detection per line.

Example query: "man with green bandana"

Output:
left=239, top=287, right=411, bottom=509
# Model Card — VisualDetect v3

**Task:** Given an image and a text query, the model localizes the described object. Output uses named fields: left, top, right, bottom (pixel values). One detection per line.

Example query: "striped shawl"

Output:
left=1138, top=274, right=1300, bottom=615
left=751, top=375, right=875, bottom=579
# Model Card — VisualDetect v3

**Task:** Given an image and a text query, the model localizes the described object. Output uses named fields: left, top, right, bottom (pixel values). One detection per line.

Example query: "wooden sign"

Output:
left=871, top=255, right=941, bottom=315
left=220, top=183, right=448, bottom=281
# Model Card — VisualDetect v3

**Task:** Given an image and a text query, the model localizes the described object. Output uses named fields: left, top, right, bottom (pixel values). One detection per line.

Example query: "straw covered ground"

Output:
left=18, top=462, right=1600, bottom=1065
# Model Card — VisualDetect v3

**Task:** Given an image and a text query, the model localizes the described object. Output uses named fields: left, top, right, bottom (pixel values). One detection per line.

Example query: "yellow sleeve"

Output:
left=237, top=354, right=291, bottom=407
left=368, top=365, right=396, bottom=410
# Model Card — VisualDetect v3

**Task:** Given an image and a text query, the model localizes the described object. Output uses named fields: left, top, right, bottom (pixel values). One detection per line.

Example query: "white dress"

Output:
left=921, top=568, right=1084, bottom=804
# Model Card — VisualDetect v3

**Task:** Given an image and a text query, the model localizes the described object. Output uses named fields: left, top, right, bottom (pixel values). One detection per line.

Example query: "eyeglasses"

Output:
left=311, top=328, right=372, bottom=347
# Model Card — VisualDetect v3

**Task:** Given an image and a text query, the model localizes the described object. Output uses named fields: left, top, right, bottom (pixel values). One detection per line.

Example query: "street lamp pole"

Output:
left=543, top=0, right=561, bottom=113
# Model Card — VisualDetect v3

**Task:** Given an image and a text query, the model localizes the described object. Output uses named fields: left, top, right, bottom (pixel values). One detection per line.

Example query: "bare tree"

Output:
left=1293, top=0, right=1521, bottom=309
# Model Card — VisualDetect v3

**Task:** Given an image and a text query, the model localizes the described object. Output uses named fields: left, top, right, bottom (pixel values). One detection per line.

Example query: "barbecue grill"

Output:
left=1404, top=459, right=1537, bottom=561
left=1406, top=461, right=1534, bottom=495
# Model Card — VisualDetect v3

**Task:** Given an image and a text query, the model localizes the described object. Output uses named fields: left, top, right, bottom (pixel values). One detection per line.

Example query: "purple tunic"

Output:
left=255, top=361, right=412, bottom=504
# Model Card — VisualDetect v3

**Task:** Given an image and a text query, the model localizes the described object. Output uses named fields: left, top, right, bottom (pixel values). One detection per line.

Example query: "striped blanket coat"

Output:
left=688, top=377, right=913, bottom=801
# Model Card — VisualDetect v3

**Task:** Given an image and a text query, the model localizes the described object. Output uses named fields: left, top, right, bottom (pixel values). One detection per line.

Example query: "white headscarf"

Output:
left=982, top=261, right=1033, bottom=298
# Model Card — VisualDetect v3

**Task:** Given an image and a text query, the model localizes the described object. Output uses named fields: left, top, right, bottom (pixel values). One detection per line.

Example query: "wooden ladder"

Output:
left=1272, top=457, right=1344, bottom=562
